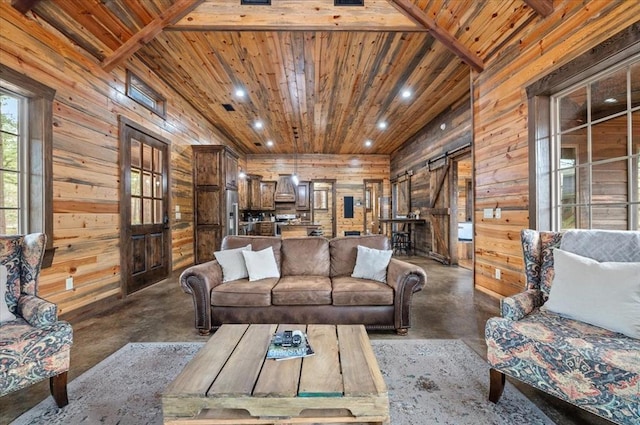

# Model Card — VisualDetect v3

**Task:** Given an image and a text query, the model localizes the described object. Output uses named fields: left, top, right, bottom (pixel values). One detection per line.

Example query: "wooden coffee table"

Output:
left=163, top=324, right=389, bottom=424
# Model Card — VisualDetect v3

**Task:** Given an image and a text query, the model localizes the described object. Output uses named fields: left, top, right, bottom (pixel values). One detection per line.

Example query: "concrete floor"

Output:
left=1, top=256, right=611, bottom=425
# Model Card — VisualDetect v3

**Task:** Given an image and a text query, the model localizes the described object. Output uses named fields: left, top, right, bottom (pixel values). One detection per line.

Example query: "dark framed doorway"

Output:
left=119, top=117, right=171, bottom=295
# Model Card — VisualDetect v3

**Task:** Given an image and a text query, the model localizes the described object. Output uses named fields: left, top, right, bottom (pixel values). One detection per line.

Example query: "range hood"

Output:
left=274, top=175, right=296, bottom=202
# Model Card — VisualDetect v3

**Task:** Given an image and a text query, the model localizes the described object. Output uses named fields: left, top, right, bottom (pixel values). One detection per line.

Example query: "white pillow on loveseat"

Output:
left=351, top=245, right=393, bottom=283
left=242, top=246, right=280, bottom=282
left=544, top=248, right=640, bottom=339
left=214, top=244, right=252, bottom=282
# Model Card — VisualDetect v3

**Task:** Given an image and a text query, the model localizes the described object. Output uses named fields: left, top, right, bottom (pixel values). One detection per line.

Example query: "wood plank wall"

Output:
left=246, top=154, right=390, bottom=237
left=472, top=0, right=640, bottom=297
left=0, top=4, right=242, bottom=314
left=390, top=97, right=471, bottom=255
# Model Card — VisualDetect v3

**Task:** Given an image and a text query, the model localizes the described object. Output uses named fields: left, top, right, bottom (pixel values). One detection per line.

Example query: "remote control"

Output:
left=282, top=330, right=293, bottom=347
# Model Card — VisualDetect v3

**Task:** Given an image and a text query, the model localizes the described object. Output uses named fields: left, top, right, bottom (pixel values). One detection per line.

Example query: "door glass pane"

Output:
left=131, top=138, right=141, bottom=168
left=154, top=200, right=163, bottom=224
left=153, top=147, right=162, bottom=173
left=633, top=111, right=639, bottom=155
left=592, top=115, right=627, bottom=162
left=559, top=128, right=587, bottom=168
left=560, top=205, right=578, bottom=230
left=631, top=62, right=639, bottom=109
left=0, top=209, right=18, bottom=234
left=131, top=197, right=141, bottom=225
left=143, top=172, right=152, bottom=197
left=143, top=198, right=152, bottom=224
left=130, top=169, right=141, bottom=196
left=591, top=68, right=627, bottom=121
left=559, top=86, right=587, bottom=131
left=592, top=205, right=627, bottom=230
left=1, top=173, right=19, bottom=207
left=0, top=94, right=19, bottom=133
left=142, top=144, right=152, bottom=171
left=592, top=159, right=628, bottom=204
left=153, top=173, right=162, bottom=198
left=559, top=168, right=577, bottom=206
left=1, top=133, right=18, bottom=170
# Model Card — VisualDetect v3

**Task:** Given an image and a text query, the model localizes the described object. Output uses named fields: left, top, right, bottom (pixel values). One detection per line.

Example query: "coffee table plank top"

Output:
left=208, top=324, right=276, bottom=397
left=337, top=325, right=379, bottom=396
left=253, top=324, right=305, bottom=397
left=164, top=324, right=249, bottom=396
left=298, top=324, right=343, bottom=397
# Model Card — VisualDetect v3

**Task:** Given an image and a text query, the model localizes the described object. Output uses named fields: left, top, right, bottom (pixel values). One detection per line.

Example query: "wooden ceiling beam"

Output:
left=523, top=0, right=554, bottom=18
left=11, top=0, right=39, bottom=14
left=101, top=0, right=204, bottom=72
left=387, top=0, right=484, bottom=73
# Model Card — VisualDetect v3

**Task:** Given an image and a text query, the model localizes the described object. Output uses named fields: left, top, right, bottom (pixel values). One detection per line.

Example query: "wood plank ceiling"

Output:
left=17, top=0, right=547, bottom=155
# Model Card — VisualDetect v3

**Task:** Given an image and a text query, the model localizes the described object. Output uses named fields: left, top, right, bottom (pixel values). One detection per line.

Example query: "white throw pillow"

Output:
left=242, top=247, right=280, bottom=282
left=351, top=245, right=393, bottom=283
left=214, top=245, right=252, bottom=282
left=544, top=248, right=640, bottom=339
left=1, top=265, right=17, bottom=323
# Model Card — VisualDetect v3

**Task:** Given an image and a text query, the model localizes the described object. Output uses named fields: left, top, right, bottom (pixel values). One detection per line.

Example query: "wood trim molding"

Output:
left=387, top=0, right=484, bottom=72
left=522, top=0, right=553, bottom=18
left=102, top=0, right=204, bottom=72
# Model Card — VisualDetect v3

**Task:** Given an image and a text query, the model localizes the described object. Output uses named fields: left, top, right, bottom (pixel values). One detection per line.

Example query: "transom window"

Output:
left=550, top=55, right=639, bottom=230
left=0, top=90, right=27, bottom=234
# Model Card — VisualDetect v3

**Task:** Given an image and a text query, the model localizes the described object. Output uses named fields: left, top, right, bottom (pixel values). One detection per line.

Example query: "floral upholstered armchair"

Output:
left=0, top=233, right=73, bottom=407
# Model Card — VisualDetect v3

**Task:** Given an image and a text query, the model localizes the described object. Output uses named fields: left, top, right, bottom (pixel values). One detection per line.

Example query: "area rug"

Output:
left=12, top=340, right=554, bottom=425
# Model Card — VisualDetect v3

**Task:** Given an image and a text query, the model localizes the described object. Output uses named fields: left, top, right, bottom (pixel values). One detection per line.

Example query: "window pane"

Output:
left=154, top=200, right=163, bottom=224
left=592, top=115, right=628, bottom=162
left=153, top=148, right=162, bottom=172
left=560, top=205, right=590, bottom=230
left=559, top=86, right=587, bottom=131
left=153, top=173, right=162, bottom=198
left=592, top=205, right=627, bottom=230
left=591, top=68, right=627, bottom=121
left=143, top=172, right=152, bottom=197
left=130, top=169, right=141, bottom=196
left=0, top=94, right=19, bottom=134
left=592, top=159, right=627, bottom=204
left=0, top=133, right=19, bottom=171
left=0, top=209, right=19, bottom=234
left=143, top=198, right=152, bottom=224
left=559, top=168, right=577, bottom=205
left=1, top=172, right=19, bottom=207
left=142, top=144, right=152, bottom=171
left=131, top=138, right=141, bottom=168
left=131, top=197, right=141, bottom=225
left=634, top=111, right=640, bottom=155
left=631, top=62, right=639, bottom=109
left=560, top=127, right=587, bottom=167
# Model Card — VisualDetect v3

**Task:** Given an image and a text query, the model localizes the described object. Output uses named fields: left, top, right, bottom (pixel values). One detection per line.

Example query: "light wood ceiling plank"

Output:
left=102, top=0, right=204, bottom=72
left=388, top=0, right=484, bottom=72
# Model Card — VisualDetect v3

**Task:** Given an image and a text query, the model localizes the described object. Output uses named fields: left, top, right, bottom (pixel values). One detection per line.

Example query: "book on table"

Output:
left=266, top=330, right=315, bottom=361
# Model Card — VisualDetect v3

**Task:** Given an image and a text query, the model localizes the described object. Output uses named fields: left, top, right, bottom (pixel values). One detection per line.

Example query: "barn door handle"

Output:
left=163, top=214, right=170, bottom=229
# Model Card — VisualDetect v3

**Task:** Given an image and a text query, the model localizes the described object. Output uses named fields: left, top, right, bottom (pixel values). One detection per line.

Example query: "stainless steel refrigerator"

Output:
left=225, top=189, right=239, bottom=236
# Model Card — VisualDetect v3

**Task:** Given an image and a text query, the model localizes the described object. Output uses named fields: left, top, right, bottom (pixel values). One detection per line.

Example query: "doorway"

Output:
left=311, top=180, right=336, bottom=238
left=455, top=156, right=473, bottom=270
left=364, top=179, right=383, bottom=234
left=119, top=118, right=171, bottom=295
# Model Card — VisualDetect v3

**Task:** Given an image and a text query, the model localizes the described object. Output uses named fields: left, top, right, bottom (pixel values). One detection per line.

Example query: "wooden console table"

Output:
left=163, top=324, right=389, bottom=424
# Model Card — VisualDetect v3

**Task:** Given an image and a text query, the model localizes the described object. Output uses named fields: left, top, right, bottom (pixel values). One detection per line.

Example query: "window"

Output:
left=0, top=90, right=27, bottom=234
left=0, top=64, right=55, bottom=254
left=126, top=71, right=166, bottom=118
left=550, top=55, right=639, bottom=230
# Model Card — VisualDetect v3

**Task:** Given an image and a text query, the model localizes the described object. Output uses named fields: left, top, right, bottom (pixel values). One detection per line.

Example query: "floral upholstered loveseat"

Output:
left=0, top=233, right=73, bottom=407
left=485, top=229, right=640, bottom=425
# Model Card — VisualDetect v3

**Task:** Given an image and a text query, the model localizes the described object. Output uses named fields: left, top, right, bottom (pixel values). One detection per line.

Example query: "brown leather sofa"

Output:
left=180, top=234, right=426, bottom=335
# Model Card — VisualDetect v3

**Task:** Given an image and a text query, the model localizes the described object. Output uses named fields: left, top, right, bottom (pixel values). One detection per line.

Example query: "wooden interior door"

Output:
left=120, top=118, right=170, bottom=295
left=428, top=160, right=452, bottom=264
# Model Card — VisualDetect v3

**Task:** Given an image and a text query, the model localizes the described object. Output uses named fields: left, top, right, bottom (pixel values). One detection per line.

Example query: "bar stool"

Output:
left=392, top=231, right=410, bottom=255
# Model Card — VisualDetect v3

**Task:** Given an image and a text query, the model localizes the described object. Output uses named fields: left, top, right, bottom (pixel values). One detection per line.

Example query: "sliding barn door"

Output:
left=428, top=160, right=452, bottom=264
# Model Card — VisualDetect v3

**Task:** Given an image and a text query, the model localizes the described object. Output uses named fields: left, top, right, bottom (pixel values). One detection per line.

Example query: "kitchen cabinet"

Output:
left=239, top=174, right=262, bottom=210
left=192, top=145, right=239, bottom=264
left=238, top=175, right=249, bottom=210
left=296, top=181, right=310, bottom=210
left=257, top=221, right=274, bottom=236
left=260, top=181, right=276, bottom=210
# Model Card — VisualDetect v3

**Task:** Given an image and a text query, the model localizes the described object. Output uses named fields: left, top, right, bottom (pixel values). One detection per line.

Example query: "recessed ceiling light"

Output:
left=377, top=121, right=387, bottom=130
left=254, top=120, right=263, bottom=129
left=401, top=89, right=412, bottom=99
left=266, top=140, right=274, bottom=147
left=604, top=97, right=617, bottom=103
left=364, top=140, right=372, bottom=147
left=440, top=123, right=446, bottom=130
left=235, top=88, right=245, bottom=97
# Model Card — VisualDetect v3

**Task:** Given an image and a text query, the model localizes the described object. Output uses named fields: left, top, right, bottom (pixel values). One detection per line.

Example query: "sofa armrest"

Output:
left=18, top=294, right=58, bottom=327
left=179, top=260, right=223, bottom=335
left=500, top=289, right=543, bottom=321
left=386, top=258, right=427, bottom=333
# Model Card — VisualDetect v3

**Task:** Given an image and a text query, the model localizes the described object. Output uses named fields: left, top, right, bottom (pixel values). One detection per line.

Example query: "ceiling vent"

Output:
left=335, top=0, right=364, bottom=5
left=241, top=0, right=271, bottom=5
left=222, top=103, right=235, bottom=111
left=254, top=142, right=262, bottom=146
